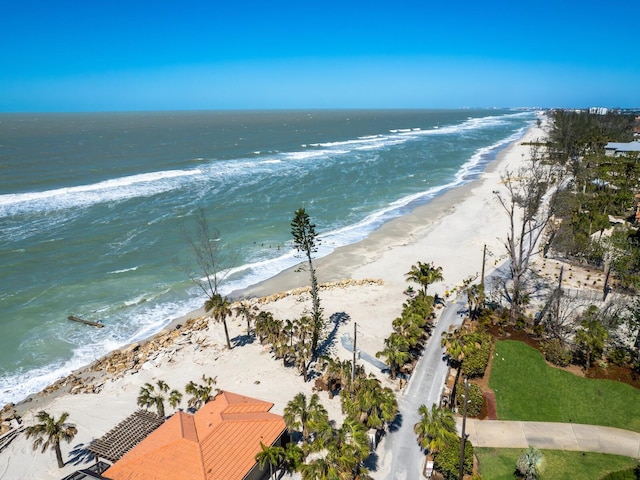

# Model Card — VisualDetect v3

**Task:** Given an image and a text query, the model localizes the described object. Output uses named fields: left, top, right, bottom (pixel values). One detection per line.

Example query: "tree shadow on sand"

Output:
left=67, top=442, right=95, bottom=466
left=388, top=412, right=403, bottom=433
left=232, top=334, right=255, bottom=347
left=316, top=312, right=350, bottom=358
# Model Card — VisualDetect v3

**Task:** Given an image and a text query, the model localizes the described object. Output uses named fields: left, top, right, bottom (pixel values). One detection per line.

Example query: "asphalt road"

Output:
left=378, top=294, right=468, bottom=480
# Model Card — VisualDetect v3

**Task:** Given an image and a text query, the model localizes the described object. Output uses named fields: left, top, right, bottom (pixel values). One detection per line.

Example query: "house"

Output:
left=604, top=140, right=640, bottom=157
left=101, top=391, right=287, bottom=480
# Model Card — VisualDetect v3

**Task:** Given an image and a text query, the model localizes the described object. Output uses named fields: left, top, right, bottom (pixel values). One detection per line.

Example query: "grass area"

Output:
left=488, top=340, right=640, bottom=432
left=476, top=448, right=637, bottom=480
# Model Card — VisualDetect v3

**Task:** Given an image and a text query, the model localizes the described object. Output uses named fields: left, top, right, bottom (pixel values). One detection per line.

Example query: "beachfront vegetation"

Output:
left=291, top=208, right=324, bottom=356
left=283, top=391, right=376, bottom=480
left=494, top=143, right=559, bottom=325
left=414, top=404, right=473, bottom=479
left=489, top=340, right=640, bottom=431
left=25, top=410, right=77, bottom=469
left=205, top=293, right=233, bottom=349
left=136, top=380, right=182, bottom=418
left=405, top=261, right=444, bottom=296
left=414, top=404, right=457, bottom=454
left=376, top=283, right=436, bottom=381
left=234, top=300, right=259, bottom=336
left=476, top=448, right=637, bottom=480
left=185, top=375, right=219, bottom=411
left=441, top=325, right=493, bottom=380
left=178, top=209, right=236, bottom=348
left=546, top=111, right=640, bottom=292
left=255, top=441, right=286, bottom=480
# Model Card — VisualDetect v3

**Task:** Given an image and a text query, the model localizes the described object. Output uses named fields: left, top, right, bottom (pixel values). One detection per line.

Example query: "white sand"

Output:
left=0, top=119, right=547, bottom=480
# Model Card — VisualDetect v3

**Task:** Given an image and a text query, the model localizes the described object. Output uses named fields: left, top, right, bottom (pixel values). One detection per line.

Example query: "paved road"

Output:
left=377, top=295, right=467, bottom=480
left=460, top=419, right=640, bottom=459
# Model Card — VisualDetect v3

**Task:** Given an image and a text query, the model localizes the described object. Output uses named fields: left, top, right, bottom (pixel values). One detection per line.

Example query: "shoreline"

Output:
left=10, top=122, right=532, bottom=416
left=9, top=126, right=525, bottom=414
left=1, top=119, right=548, bottom=480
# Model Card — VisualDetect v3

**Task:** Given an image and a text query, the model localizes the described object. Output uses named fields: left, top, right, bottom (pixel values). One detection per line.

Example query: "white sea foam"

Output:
left=0, top=111, right=535, bottom=404
left=0, top=168, right=202, bottom=217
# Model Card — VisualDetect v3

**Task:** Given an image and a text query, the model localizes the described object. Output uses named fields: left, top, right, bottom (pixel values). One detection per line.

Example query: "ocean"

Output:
left=0, top=109, right=535, bottom=405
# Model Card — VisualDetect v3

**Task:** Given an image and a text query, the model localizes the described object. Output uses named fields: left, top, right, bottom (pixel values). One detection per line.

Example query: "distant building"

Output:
left=101, top=391, right=287, bottom=480
left=604, top=140, right=640, bottom=157
left=589, top=107, right=609, bottom=115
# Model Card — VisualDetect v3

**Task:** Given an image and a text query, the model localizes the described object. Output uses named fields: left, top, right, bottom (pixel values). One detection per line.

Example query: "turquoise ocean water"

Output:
left=0, top=109, right=535, bottom=404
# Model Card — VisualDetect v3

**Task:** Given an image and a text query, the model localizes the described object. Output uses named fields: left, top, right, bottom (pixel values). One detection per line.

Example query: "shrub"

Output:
left=434, top=436, right=473, bottom=480
left=461, top=333, right=493, bottom=378
left=608, top=347, right=631, bottom=367
left=541, top=338, right=572, bottom=367
left=455, top=382, right=484, bottom=418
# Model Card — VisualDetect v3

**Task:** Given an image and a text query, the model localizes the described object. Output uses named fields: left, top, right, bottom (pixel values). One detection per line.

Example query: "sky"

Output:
left=1, top=0, right=639, bottom=112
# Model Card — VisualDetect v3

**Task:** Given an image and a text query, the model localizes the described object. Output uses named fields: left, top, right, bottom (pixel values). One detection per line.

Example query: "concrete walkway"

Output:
left=458, top=419, right=640, bottom=458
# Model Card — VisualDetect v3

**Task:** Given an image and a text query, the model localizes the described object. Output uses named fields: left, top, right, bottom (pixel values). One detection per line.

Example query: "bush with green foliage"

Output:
left=460, top=332, right=493, bottom=378
left=455, top=382, right=484, bottom=418
left=607, top=347, right=631, bottom=367
left=434, top=435, right=474, bottom=480
left=541, top=338, right=572, bottom=367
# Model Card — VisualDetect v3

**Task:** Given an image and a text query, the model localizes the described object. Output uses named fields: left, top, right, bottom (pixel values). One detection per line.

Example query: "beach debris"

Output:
left=67, top=315, right=104, bottom=328
left=249, top=278, right=384, bottom=305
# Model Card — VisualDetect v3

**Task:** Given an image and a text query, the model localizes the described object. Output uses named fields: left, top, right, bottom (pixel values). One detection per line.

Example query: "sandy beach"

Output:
left=0, top=119, right=546, bottom=480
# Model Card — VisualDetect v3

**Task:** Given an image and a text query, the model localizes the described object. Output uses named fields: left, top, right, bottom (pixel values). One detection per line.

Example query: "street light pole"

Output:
left=459, top=378, right=469, bottom=480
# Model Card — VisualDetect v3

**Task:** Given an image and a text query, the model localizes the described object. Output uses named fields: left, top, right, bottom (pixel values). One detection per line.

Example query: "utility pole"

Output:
left=480, top=244, right=487, bottom=288
left=459, top=378, right=469, bottom=480
left=352, top=322, right=357, bottom=384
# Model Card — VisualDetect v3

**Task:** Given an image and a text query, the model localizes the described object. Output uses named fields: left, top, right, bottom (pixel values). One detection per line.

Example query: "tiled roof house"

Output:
left=102, top=391, right=287, bottom=480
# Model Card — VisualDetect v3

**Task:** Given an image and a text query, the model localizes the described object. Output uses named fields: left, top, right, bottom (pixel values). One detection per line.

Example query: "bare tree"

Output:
left=495, top=145, right=559, bottom=324
left=178, top=209, right=233, bottom=301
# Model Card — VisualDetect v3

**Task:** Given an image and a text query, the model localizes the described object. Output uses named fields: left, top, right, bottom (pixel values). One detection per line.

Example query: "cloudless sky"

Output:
left=2, top=0, right=639, bottom=112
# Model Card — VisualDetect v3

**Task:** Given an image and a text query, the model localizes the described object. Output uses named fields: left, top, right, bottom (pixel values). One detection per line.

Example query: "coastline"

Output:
left=1, top=119, right=546, bottom=480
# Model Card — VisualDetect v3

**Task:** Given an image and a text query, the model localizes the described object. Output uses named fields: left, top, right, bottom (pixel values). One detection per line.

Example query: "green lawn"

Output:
left=488, top=340, right=640, bottom=432
left=476, top=448, right=637, bottom=480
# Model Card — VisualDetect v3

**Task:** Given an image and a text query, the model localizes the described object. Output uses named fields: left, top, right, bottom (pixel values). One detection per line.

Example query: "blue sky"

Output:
left=2, top=0, right=639, bottom=112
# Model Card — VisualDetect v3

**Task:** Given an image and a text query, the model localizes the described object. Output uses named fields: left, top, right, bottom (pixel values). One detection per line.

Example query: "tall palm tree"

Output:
left=405, top=262, right=444, bottom=296
left=25, top=411, right=77, bottom=468
left=413, top=404, right=457, bottom=454
left=185, top=375, right=219, bottom=411
left=255, top=441, right=286, bottom=480
left=206, top=293, right=233, bottom=349
left=137, top=380, right=182, bottom=417
left=284, top=392, right=329, bottom=443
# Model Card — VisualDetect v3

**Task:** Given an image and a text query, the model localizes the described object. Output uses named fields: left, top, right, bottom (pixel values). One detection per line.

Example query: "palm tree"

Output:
left=413, top=404, right=457, bottom=454
left=185, top=375, right=219, bottom=411
left=206, top=293, right=232, bottom=349
left=25, top=411, right=77, bottom=468
left=341, top=376, right=398, bottom=432
left=516, top=447, right=542, bottom=480
left=234, top=300, right=258, bottom=336
left=405, top=262, right=444, bottom=296
left=282, top=442, right=304, bottom=477
left=284, top=392, right=329, bottom=443
left=255, top=441, right=286, bottom=480
left=137, top=380, right=181, bottom=417
left=376, top=333, right=411, bottom=380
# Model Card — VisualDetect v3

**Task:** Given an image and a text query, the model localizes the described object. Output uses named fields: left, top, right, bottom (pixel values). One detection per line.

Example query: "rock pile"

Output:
left=38, top=315, right=211, bottom=398
left=253, top=278, right=384, bottom=305
left=0, top=403, right=20, bottom=435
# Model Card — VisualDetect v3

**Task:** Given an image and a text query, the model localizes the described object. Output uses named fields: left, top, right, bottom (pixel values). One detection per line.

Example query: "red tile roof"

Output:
left=103, top=391, right=286, bottom=480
